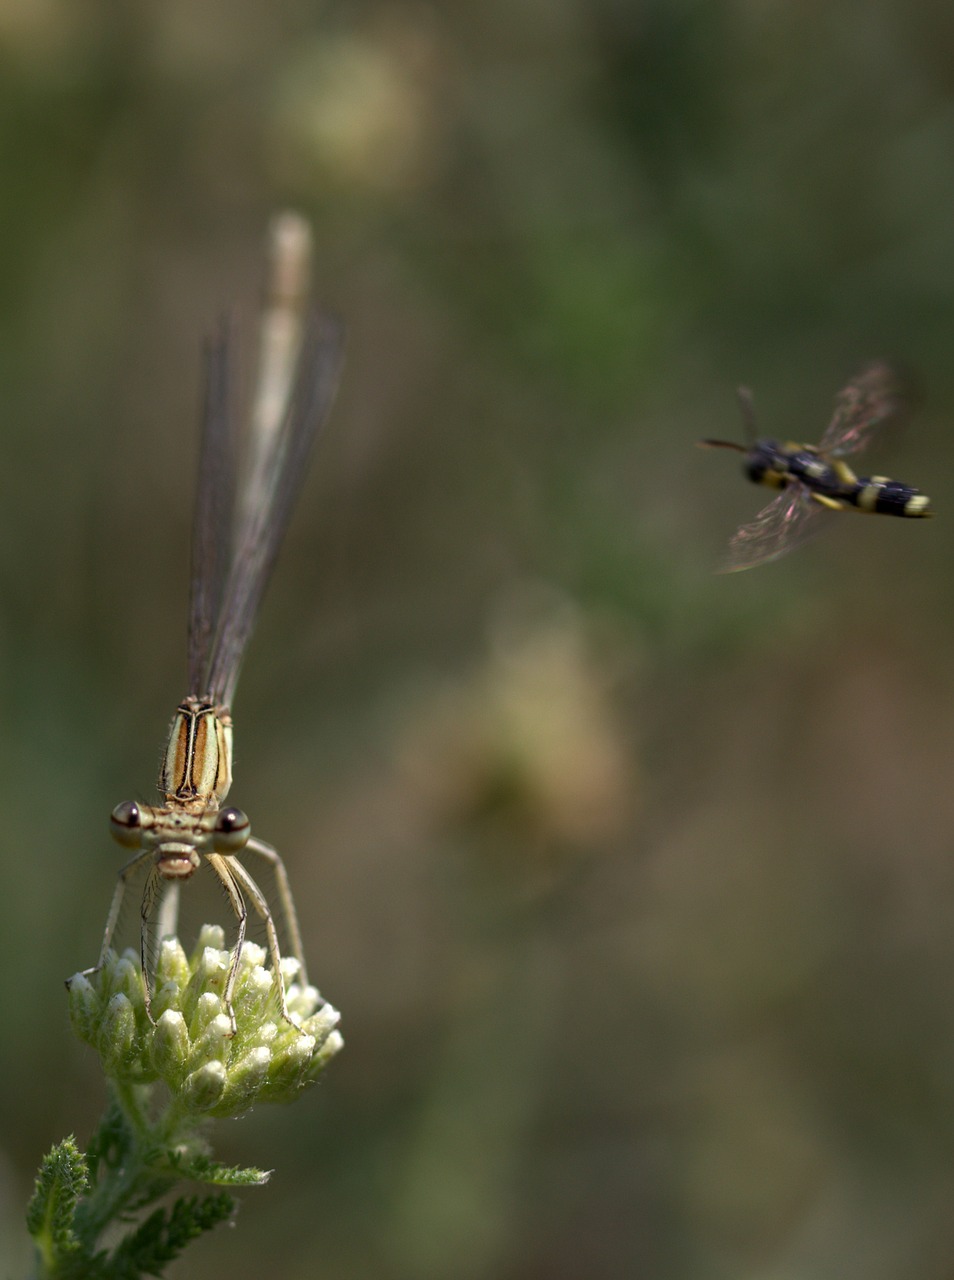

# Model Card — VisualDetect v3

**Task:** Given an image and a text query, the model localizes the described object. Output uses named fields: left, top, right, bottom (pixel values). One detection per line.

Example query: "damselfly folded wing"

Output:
left=198, top=312, right=344, bottom=708
left=188, top=321, right=238, bottom=698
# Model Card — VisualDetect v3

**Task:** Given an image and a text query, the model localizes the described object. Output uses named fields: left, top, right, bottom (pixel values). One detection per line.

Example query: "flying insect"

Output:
left=700, top=362, right=933, bottom=572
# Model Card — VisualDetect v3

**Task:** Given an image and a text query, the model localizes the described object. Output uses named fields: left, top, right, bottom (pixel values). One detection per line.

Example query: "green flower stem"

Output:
left=72, top=1089, right=178, bottom=1245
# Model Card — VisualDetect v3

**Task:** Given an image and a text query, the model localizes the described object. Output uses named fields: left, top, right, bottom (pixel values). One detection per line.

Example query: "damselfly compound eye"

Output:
left=213, top=806, right=250, bottom=852
left=110, top=800, right=142, bottom=848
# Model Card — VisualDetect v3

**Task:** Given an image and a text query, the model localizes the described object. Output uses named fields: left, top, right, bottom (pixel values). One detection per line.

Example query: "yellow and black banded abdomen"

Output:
left=849, top=476, right=933, bottom=518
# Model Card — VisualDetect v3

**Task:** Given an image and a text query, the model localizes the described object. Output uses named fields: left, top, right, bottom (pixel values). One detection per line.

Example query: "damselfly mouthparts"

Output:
left=700, top=363, right=933, bottom=573
left=88, top=214, right=343, bottom=1033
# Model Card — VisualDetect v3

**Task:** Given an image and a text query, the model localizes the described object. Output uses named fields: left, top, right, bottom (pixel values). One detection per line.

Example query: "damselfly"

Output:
left=88, top=214, right=343, bottom=1033
left=700, top=363, right=932, bottom=572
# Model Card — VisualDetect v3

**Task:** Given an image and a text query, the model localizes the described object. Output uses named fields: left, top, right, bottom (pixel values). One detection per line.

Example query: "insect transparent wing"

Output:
left=188, top=319, right=238, bottom=696
left=819, top=362, right=902, bottom=459
left=204, top=311, right=344, bottom=707
left=718, top=486, right=826, bottom=573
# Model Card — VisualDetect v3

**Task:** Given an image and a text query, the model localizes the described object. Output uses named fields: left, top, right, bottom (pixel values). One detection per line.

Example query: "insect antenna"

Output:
left=697, top=384, right=760, bottom=453
left=697, top=438, right=747, bottom=453
left=735, top=385, right=758, bottom=443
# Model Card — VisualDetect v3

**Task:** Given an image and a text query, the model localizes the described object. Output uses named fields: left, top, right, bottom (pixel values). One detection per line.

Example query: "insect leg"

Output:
left=810, top=493, right=848, bottom=511
left=830, top=459, right=859, bottom=486
left=84, top=848, right=154, bottom=975
left=242, top=834, right=304, bottom=983
left=205, top=852, right=248, bottom=1036
left=225, top=852, right=301, bottom=1028
left=736, top=386, right=758, bottom=442
left=245, top=836, right=309, bottom=988
left=139, top=868, right=166, bottom=1025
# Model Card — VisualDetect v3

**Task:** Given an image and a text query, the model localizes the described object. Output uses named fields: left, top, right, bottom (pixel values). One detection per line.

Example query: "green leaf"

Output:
left=26, top=1137, right=92, bottom=1276
left=107, top=1193, right=235, bottom=1275
left=84, top=1100, right=132, bottom=1182
left=164, top=1150, right=272, bottom=1187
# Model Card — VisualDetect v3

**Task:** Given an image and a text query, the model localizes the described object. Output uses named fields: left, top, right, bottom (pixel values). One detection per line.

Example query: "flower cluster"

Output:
left=67, top=926, right=342, bottom=1119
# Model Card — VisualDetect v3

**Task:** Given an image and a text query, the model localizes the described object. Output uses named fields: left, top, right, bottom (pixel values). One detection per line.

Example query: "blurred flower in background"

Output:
left=394, top=583, right=638, bottom=864
left=270, top=18, right=446, bottom=201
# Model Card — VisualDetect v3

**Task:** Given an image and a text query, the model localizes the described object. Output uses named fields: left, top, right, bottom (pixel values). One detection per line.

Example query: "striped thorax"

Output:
left=162, top=698, right=233, bottom=804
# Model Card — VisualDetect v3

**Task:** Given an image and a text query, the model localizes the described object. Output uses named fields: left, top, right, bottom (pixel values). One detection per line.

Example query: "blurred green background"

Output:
left=5, top=0, right=954, bottom=1276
